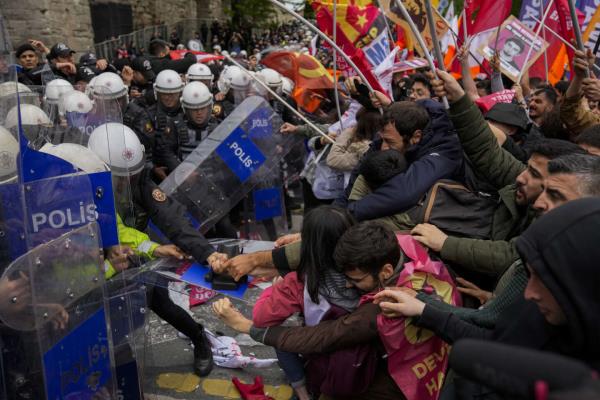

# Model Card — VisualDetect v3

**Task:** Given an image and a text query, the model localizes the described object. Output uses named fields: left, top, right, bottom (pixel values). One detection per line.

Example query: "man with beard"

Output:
left=528, top=86, right=557, bottom=127
left=407, top=71, right=585, bottom=288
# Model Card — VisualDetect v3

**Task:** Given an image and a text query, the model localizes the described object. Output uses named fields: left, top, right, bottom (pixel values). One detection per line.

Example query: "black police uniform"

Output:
left=154, top=115, right=220, bottom=174
left=117, top=167, right=215, bottom=375
left=211, top=98, right=234, bottom=122
left=119, top=167, right=214, bottom=266
left=124, top=98, right=184, bottom=170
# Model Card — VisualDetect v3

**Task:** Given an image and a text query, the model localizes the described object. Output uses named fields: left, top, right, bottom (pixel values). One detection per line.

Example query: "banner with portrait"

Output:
left=478, top=16, right=549, bottom=82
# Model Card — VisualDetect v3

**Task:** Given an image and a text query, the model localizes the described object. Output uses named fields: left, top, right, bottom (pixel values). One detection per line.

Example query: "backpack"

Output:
left=406, top=180, right=497, bottom=240
left=311, top=144, right=350, bottom=200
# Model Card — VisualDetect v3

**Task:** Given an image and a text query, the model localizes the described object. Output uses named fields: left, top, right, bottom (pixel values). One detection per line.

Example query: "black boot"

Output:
left=193, top=325, right=213, bottom=377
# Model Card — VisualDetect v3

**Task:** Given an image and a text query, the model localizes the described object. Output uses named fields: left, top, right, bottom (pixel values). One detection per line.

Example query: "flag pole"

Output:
left=516, top=0, right=555, bottom=84
left=446, top=23, right=493, bottom=75
left=461, top=8, right=468, bottom=46
left=375, top=0, right=398, bottom=47
left=268, top=0, right=379, bottom=96
left=425, top=0, right=446, bottom=72
left=566, top=0, right=590, bottom=77
left=531, top=14, right=600, bottom=73
left=392, top=0, right=449, bottom=108
left=539, top=0, right=549, bottom=82
left=332, top=0, right=345, bottom=131
left=223, top=54, right=335, bottom=144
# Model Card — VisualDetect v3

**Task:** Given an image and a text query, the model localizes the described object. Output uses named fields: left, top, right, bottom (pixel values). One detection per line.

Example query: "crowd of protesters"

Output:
left=5, top=9, right=600, bottom=400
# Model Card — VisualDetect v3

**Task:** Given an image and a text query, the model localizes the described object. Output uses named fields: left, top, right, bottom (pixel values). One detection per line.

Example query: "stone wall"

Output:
left=1, top=0, right=95, bottom=52
left=1, top=0, right=230, bottom=52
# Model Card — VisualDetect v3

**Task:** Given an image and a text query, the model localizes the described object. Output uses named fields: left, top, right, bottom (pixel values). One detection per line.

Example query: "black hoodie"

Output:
left=516, top=197, right=600, bottom=370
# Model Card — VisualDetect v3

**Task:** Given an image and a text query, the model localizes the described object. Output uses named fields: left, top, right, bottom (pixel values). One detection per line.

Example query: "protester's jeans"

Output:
left=276, top=349, right=306, bottom=388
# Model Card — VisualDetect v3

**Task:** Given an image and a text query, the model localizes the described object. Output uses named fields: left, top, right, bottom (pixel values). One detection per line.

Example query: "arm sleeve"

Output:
left=271, top=241, right=302, bottom=275
left=295, top=123, right=330, bottom=139
left=252, top=272, right=304, bottom=327
left=415, top=305, right=494, bottom=345
left=440, top=236, right=519, bottom=276
left=348, top=153, right=460, bottom=221
left=254, top=303, right=380, bottom=354
left=153, top=133, right=180, bottom=173
left=162, top=53, right=197, bottom=73
left=325, top=128, right=361, bottom=171
left=560, top=93, right=600, bottom=138
left=141, top=181, right=214, bottom=264
left=449, top=95, right=526, bottom=190
left=490, top=72, right=505, bottom=93
left=116, top=215, right=159, bottom=259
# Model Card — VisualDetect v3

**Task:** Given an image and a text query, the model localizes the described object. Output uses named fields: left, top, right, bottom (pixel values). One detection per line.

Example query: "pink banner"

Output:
left=361, top=235, right=461, bottom=400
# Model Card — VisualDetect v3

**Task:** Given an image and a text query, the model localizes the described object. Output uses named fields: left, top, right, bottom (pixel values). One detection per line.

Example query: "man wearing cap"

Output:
left=122, top=56, right=156, bottom=104
left=485, top=102, right=543, bottom=163
left=47, top=43, right=78, bottom=83
left=75, top=52, right=115, bottom=90
left=148, top=38, right=196, bottom=74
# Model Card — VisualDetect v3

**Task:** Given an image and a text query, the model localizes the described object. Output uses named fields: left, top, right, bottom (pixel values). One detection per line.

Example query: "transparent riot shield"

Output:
left=160, top=95, right=303, bottom=235
left=0, top=78, right=147, bottom=399
left=106, top=282, right=148, bottom=400
left=0, top=224, right=118, bottom=400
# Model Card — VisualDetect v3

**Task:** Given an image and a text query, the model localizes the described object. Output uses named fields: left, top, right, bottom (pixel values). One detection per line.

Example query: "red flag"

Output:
left=465, top=0, right=512, bottom=36
left=169, top=50, right=224, bottom=63
left=262, top=51, right=335, bottom=113
left=529, top=0, right=584, bottom=81
left=310, top=0, right=387, bottom=94
left=449, top=1, right=511, bottom=77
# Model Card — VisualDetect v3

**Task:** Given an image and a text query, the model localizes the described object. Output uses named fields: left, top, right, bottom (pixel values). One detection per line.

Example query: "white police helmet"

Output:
left=186, top=63, right=214, bottom=83
left=87, top=123, right=145, bottom=176
left=181, top=82, right=213, bottom=110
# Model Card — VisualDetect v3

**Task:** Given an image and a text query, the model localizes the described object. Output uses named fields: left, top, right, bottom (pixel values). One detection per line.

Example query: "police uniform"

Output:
left=110, top=196, right=214, bottom=376
left=124, top=100, right=184, bottom=169
left=211, top=99, right=234, bottom=122
left=154, top=116, right=220, bottom=174
left=118, top=167, right=215, bottom=264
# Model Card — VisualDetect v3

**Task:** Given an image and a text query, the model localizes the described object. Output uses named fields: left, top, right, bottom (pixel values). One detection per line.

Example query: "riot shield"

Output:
left=0, top=224, right=118, bottom=400
left=0, top=78, right=148, bottom=399
left=160, top=95, right=302, bottom=236
left=106, top=282, right=149, bottom=400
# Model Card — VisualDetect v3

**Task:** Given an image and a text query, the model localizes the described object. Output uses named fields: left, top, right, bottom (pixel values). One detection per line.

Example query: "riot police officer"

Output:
left=123, top=56, right=156, bottom=106
left=121, top=69, right=182, bottom=179
left=154, top=81, right=218, bottom=174
left=154, top=81, right=238, bottom=239
left=255, top=68, right=300, bottom=125
left=212, top=65, right=250, bottom=121
left=186, top=63, right=214, bottom=89
left=87, top=122, right=227, bottom=376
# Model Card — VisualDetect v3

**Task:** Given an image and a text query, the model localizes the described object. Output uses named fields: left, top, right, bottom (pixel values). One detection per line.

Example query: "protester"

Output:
left=8, top=6, right=600, bottom=399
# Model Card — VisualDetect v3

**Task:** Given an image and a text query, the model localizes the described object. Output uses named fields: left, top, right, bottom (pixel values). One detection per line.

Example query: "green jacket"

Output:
left=104, top=215, right=160, bottom=279
left=440, top=95, right=532, bottom=276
